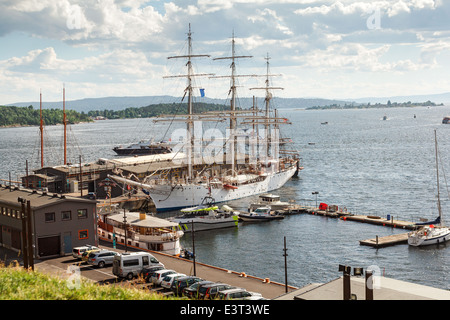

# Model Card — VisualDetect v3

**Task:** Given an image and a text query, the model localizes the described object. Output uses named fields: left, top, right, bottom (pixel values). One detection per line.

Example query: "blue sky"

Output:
left=1, top=0, right=450, bottom=104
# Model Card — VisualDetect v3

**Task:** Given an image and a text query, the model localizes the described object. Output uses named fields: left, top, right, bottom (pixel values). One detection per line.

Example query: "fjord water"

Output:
left=1, top=105, right=450, bottom=291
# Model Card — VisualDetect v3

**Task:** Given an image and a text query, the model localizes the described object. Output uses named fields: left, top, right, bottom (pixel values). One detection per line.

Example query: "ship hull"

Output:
left=148, top=166, right=297, bottom=212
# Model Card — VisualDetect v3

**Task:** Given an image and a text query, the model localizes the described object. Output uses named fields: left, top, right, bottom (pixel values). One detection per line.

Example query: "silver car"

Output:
left=87, top=250, right=118, bottom=268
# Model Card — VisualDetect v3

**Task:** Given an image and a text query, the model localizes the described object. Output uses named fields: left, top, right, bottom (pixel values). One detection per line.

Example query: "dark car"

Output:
left=140, top=265, right=165, bottom=283
left=198, top=283, right=235, bottom=300
left=170, top=276, right=203, bottom=296
left=183, top=280, right=214, bottom=299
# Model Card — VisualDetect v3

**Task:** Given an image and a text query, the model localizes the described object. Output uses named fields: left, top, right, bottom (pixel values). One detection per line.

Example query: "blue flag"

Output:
left=200, top=88, right=205, bottom=97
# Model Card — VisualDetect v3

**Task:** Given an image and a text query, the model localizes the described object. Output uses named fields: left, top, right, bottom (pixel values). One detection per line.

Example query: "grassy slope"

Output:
left=0, top=262, right=173, bottom=300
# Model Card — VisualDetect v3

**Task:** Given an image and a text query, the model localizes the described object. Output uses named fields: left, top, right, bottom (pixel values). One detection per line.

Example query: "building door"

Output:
left=63, top=232, right=72, bottom=254
left=38, top=235, right=60, bottom=257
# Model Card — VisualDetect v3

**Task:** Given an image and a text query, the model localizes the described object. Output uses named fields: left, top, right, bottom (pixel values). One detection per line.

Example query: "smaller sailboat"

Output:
left=408, top=130, right=450, bottom=246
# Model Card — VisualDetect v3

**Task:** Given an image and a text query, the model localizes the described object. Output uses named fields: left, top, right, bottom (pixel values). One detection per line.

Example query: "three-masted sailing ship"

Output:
left=109, top=25, right=301, bottom=212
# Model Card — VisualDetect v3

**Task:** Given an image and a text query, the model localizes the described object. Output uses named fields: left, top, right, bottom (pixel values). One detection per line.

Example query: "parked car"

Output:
left=141, top=265, right=165, bottom=283
left=81, top=249, right=100, bottom=262
left=160, top=273, right=186, bottom=290
left=217, top=288, right=264, bottom=300
left=171, top=276, right=203, bottom=296
left=150, top=269, right=176, bottom=286
left=113, top=252, right=164, bottom=280
left=183, top=280, right=214, bottom=299
left=198, top=283, right=235, bottom=300
left=72, top=245, right=98, bottom=259
left=87, top=250, right=118, bottom=268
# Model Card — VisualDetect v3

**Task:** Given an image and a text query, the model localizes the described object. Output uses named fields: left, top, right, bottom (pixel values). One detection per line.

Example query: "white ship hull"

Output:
left=171, top=216, right=239, bottom=232
left=148, top=166, right=297, bottom=212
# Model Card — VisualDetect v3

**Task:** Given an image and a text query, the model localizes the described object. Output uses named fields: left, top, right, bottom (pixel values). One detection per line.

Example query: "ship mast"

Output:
left=63, top=84, right=67, bottom=165
left=249, top=53, right=283, bottom=161
left=164, top=24, right=213, bottom=180
left=40, top=90, right=44, bottom=168
left=212, top=32, right=254, bottom=175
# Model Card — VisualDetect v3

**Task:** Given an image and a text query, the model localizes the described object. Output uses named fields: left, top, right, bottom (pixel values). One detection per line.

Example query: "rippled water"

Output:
left=1, top=105, right=450, bottom=290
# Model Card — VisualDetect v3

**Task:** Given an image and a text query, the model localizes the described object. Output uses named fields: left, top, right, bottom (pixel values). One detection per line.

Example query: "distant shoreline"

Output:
left=306, top=101, right=444, bottom=110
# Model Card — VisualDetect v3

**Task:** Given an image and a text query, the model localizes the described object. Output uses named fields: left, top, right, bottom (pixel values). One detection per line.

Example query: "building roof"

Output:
left=106, top=211, right=178, bottom=228
left=274, top=276, right=450, bottom=300
left=0, top=185, right=96, bottom=210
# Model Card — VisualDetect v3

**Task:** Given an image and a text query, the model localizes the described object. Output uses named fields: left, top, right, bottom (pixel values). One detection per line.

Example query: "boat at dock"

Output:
left=239, top=206, right=284, bottom=222
left=168, top=197, right=239, bottom=232
left=248, top=193, right=294, bottom=211
left=107, top=26, right=301, bottom=212
left=113, top=140, right=172, bottom=156
left=97, top=205, right=184, bottom=255
left=408, top=130, right=450, bottom=247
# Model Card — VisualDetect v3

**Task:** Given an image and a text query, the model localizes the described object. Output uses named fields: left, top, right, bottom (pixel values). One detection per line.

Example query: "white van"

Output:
left=112, top=252, right=164, bottom=280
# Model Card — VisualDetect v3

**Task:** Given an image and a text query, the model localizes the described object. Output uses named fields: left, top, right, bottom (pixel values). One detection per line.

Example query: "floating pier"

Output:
left=359, top=233, right=409, bottom=248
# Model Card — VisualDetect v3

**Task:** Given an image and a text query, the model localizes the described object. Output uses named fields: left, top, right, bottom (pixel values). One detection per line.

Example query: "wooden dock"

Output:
left=359, top=233, right=409, bottom=248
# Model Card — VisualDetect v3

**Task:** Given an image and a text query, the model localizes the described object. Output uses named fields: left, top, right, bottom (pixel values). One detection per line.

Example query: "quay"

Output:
left=359, top=233, right=409, bottom=248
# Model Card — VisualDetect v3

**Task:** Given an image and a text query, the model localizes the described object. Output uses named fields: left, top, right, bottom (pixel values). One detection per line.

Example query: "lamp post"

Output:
left=312, top=191, right=319, bottom=209
left=123, top=209, right=127, bottom=253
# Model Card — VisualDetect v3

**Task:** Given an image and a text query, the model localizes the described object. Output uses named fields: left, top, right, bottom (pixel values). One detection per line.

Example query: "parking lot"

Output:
left=2, top=241, right=296, bottom=299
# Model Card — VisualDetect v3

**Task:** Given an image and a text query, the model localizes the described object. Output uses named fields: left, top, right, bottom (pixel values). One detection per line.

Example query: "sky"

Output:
left=1, top=0, right=450, bottom=105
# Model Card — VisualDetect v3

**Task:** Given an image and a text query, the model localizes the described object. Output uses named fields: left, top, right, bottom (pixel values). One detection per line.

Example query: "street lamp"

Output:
left=312, top=191, right=319, bottom=208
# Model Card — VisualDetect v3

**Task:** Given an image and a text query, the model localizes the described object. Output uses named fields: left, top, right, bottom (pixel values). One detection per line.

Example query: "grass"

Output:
left=0, top=261, right=176, bottom=300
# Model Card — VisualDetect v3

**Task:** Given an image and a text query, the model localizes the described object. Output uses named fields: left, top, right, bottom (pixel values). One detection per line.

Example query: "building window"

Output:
left=77, top=209, right=88, bottom=219
left=61, top=211, right=71, bottom=221
left=78, top=229, right=88, bottom=240
left=45, top=212, right=55, bottom=223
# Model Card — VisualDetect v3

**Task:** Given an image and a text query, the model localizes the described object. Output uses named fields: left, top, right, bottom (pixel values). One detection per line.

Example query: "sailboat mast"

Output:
left=435, top=129, right=442, bottom=225
left=63, top=84, right=67, bottom=165
left=40, top=90, right=44, bottom=168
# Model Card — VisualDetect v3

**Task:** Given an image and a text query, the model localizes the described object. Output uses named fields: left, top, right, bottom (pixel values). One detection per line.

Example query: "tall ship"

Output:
left=109, top=25, right=301, bottom=212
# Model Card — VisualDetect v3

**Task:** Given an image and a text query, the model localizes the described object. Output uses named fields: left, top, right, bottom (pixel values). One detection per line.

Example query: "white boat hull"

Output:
left=98, top=227, right=182, bottom=256
left=171, top=216, right=239, bottom=232
left=408, top=227, right=450, bottom=246
left=148, top=166, right=297, bottom=212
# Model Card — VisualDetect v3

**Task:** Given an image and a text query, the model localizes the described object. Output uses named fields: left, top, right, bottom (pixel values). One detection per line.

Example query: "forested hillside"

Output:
left=0, top=105, right=92, bottom=127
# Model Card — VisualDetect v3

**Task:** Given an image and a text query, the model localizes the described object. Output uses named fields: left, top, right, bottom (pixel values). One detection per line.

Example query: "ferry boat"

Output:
left=97, top=205, right=183, bottom=255
left=108, top=25, right=301, bottom=212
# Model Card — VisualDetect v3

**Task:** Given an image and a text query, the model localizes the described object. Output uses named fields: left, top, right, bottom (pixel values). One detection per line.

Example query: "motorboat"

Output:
left=238, top=206, right=284, bottom=222
left=248, top=194, right=293, bottom=211
left=168, top=197, right=239, bottom=232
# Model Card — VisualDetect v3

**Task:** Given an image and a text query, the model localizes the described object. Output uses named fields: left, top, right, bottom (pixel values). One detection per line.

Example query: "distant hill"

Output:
left=6, top=95, right=353, bottom=113
left=7, top=92, right=450, bottom=112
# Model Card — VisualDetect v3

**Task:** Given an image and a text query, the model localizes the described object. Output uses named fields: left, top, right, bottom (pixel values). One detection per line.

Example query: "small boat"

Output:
left=113, top=140, right=172, bottom=156
left=169, top=197, right=239, bottom=232
left=383, top=115, right=388, bottom=120
left=442, top=116, right=450, bottom=124
left=248, top=194, right=293, bottom=211
left=408, top=130, right=450, bottom=247
left=239, top=206, right=284, bottom=222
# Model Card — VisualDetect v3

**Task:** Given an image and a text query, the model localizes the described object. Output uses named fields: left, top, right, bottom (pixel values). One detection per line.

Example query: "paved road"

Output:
left=1, top=242, right=296, bottom=299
